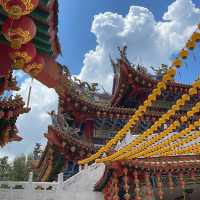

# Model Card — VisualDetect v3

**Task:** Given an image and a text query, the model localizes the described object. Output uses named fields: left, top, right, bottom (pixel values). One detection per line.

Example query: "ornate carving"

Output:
left=151, top=64, right=169, bottom=79
left=1, top=0, right=39, bottom=18
left=73, top=77, right=98, bottom=92
left=48, top=111, right=80, bottom=137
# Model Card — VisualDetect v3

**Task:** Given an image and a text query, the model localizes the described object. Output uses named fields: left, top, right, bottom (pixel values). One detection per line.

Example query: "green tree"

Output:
left=9, top=154, right=28, bottom=181
left=0, top=143, right=42, bottom=181
left=9, top=153, right=38, bottom=181
left=0, top=156, right=11, bottom=181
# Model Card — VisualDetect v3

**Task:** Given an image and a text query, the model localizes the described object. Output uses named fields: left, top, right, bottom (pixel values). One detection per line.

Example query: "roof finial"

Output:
left=118, top=45, right=127, bottom=60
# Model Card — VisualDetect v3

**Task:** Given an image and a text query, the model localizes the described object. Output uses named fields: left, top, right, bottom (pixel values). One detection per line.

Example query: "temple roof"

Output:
left=36, top=126, right=96, bottom=181
left=0, top=95, right=30, bottom=147
left=58, top=64, right=197, bottom=122
left=0, top=71, right=19, bottom=95
left=45, top=126, right=96, bottom=151
left=111, top=49, right=191, bottom=107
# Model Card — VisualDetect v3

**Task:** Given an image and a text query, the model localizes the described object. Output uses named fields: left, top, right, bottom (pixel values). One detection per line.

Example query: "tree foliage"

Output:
left=0, top=143, right=42, bottom=181
left=0, top=156, right=11, bottom=180
left=0, top=154, right=34, bottom=181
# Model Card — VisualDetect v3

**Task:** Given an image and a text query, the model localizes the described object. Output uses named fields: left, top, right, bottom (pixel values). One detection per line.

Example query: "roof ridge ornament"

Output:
left=117, top=45, right=131, bottom=66
left=151, top=64, right=169, bottom=80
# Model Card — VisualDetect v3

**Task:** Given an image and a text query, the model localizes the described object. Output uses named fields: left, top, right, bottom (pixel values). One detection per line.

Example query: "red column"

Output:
left=84, top=120, right=94, bottom=141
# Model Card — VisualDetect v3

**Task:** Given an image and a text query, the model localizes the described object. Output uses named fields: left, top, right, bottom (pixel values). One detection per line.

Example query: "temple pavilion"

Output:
left=0, top=1, right=200, bottom=200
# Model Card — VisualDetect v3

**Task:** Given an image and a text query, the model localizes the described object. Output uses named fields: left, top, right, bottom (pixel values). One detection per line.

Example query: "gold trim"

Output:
left=2, top=0, right=36, bottom=18
left=3, top=28, right=32, bottom=49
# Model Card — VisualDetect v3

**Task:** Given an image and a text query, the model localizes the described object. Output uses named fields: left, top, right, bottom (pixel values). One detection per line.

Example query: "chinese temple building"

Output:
left=36, top=46, right=200, bottom=181
left=0, top=70, right=19, bottom=95
left=0, top=71, right=29, bottom=147
left=37, top=125, right=96, bottom=181
left=0, top=95, right=29, bottom=147
left=0, top=1, right=200, bottom=200
left=95, top=156, right=200, bottom=200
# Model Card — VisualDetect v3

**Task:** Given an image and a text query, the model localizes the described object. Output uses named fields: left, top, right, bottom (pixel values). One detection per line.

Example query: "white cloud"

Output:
left=79, top=0, right=200, bottom=92
left=1, top=75, right=58, bottom=158
left=1, top=0, right=200, bottom=158
left=13, top=70, right=28, bottom=82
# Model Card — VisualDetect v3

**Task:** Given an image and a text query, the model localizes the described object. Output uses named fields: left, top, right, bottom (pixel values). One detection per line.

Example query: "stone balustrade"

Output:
left=0, top=173, right=64, bottom=200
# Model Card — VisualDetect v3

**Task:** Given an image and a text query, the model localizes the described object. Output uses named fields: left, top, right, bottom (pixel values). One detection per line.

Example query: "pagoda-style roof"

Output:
left=36, top=143, right=54, bottom=181
left=111, top=48, right=190, bottom=107
left=41, top=45, right=196, bottom=125
left=56, top=63, right=198, bottom=133
left=36, top=125, right=96, bottom=181
left=0, top=95, right=29, bottom=147
left=0, top=71, right=29, bottom=147
left=0, top=71, right=19, bottom=95
left=45, top=126, right=96, bottom=153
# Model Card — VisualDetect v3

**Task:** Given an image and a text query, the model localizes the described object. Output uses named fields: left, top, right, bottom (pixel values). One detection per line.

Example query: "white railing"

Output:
left=0, top=165, right=103, bottom=200
left=0, top=173, right=64, bottom=200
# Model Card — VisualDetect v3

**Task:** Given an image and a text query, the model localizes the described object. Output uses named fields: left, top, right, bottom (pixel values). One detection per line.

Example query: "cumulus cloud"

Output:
left=1, top=0, right=200, bottom=158
left=13, top=70, right=28, bottom=82
left=79, top=0, right=200, bottom=92
left=2, top=74, right=58, bottom=158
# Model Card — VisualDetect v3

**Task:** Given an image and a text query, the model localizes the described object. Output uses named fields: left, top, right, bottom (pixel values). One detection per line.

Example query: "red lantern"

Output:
left=9, top=42, right=36, bottom=68
left=24, top=54, right=45, bottom=76
left=2, top=16, right=37, bottom=49
left=1, top=0, right=39, bottom=19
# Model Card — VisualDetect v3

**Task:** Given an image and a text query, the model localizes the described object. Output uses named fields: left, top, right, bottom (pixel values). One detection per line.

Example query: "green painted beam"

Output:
left=31, top=9, right=49, bottom=23
left=35, top=22, right=50, bottom=36
left=0, top=34, right=53, bottom=55
left=36, top=44, right=52, bottom=55
left=40, top=0, right=52, bottom=5
left=34, top=36, right=51, bottom=45
left=35, top=31, right=50, bottom=41
left=34, top=39, right=52, bottom=48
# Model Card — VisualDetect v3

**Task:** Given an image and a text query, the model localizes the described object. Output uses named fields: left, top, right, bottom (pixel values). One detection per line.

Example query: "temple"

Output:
left=95, top=156, right=200, bottom=200
left=0, top=1, right=200, bottom=200
left=0, top=70, right=29, bottom=147
left=36, top=47, right=199, bottom=181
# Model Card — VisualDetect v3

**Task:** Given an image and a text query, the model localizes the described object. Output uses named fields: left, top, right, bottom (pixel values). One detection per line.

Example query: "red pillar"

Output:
left=84, top=120, right=94, bottom=141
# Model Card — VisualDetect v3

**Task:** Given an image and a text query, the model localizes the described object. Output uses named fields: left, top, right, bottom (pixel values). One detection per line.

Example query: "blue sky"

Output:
left=175, top=47, right=200, bottom=84
left=1, top=0, right=200, bottom=158
left=58, top=0, right=200, bottom=76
